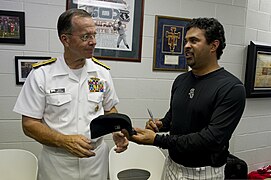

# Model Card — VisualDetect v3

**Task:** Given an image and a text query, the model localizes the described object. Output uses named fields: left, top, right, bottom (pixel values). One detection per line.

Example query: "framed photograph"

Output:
left=15, top=56, right=51, bottom=85
left=153, top=15, right=191, bottom=71
left=0, top=10, right=25, bottom=44
left=66, top=0, right=144, bottom=62
left=245, top=41, right=271, bottom=98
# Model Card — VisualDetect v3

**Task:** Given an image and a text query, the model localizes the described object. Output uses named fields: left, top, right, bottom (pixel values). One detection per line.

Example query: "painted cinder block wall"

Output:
left=0, top=0, right=271, bottom=172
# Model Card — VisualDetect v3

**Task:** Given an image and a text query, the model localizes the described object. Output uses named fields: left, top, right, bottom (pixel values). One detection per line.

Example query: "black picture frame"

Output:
left=0, top=10, right=25, bottom=44
left=66, top=0, right=144, bottom=62
left=153, top=15, right=191, bottom=71
left=245, top=41, right=271, bottom=98
left=15, top=56, right=51, bottom=85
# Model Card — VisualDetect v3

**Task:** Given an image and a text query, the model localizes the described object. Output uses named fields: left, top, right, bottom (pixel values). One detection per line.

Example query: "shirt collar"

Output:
left=50, top=55, right=99, bottom=77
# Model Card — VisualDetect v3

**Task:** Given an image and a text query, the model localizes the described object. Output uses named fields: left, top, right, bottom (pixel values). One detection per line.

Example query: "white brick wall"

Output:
left=237, top=0, right=271, bottom=172
left=1, top=0, right=271, bottom=174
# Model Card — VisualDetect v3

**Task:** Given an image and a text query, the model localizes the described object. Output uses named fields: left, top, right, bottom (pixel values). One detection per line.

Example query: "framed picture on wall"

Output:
left=153, top=15, right=191, bottom=71
left=245, top=41, right=271, bottom=98
left=0, top=10, right=25, bottom=44
left=15, top=56, right=51, bottom=85
left=66, top=0, right=144, bottom=62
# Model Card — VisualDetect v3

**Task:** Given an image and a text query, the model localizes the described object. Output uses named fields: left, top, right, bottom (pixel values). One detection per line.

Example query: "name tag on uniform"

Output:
left=50, top=88, right=65, bottom=93
left=88, top=77, right=104, bottom=92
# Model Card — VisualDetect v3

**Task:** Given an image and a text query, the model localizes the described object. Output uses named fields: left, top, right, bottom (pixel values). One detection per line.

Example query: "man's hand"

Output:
left=145, top=119, right=163, bottom=132
left=122, top=128, right=156, bottom=145
left=112, top=131, right=129, bottom=153
left=60, top=134, right=96, bottom=158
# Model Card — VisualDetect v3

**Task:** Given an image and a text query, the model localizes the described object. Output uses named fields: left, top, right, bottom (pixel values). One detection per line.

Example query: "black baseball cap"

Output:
left=90, top=113, right=137, bottom=139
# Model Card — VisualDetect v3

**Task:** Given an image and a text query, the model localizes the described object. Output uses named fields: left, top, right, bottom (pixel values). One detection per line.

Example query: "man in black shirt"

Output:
left=125, top=17, right=246, bottom=179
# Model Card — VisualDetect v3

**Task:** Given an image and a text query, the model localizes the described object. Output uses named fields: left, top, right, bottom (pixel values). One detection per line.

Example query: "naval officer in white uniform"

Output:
left=13, top=8, right=128, bottom=180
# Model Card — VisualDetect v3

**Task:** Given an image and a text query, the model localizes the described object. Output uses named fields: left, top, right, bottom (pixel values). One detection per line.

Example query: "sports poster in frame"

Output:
left=66, top=0, right=144, bottom=62
left=0, top=10, right=25, bottom=44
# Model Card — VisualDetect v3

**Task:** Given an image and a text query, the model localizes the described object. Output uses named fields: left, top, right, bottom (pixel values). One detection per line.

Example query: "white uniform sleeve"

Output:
left=13, top=69, right=46, bottom=119
left=102, top=71, right=119, bottom=111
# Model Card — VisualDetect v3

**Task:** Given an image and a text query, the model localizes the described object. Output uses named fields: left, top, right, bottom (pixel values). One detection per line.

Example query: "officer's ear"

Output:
left=60, top=34, right=70, bottom=47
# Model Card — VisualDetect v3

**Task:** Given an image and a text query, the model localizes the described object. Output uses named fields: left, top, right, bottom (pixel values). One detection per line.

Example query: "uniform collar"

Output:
left=50, top=55, right=99, bottom=77
left=85, top=58, right=100, bottom=73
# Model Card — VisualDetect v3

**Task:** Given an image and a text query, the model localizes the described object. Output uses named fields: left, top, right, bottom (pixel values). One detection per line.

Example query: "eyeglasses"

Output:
left=65, top=32, right=96, bottom=42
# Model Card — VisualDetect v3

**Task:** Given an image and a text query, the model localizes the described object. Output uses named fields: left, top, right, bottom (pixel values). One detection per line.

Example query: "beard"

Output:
left=186, top=57, right=195, bottom=68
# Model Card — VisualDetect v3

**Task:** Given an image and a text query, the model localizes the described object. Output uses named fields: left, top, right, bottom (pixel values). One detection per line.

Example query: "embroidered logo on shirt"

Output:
left=88, top=77, right=104, bottom=92
left=50, top=88, right=65, bottom=93
left=188, top=88, right=195, bottom=99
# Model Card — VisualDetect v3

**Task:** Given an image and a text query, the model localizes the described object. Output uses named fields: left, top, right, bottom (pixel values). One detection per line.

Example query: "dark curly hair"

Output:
left=57, top=8, right=92, bottom=38
left=186, top=17, right=226, bottom=60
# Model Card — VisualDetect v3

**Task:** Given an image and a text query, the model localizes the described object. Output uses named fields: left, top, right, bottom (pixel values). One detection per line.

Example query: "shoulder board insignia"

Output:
left=32, top=58, right=57, bottom=69
left=92, top=57, right=110, bottom=70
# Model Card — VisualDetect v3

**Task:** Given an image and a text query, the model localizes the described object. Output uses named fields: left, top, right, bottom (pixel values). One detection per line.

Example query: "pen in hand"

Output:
left=147, top=108, right=154, bottom=122
left=147, top=108, right=159, bottom=132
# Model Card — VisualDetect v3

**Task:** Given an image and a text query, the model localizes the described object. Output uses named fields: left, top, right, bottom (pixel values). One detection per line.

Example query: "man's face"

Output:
left=66, top=16, right=97, bottom=59
left=184, top=27, right=212, bottom=70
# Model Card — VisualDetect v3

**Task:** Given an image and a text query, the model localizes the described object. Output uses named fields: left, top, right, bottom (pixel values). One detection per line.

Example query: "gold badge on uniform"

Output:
left=95, top=105, right=99, bottom=112
left=88, top=77, right=104, bottom=92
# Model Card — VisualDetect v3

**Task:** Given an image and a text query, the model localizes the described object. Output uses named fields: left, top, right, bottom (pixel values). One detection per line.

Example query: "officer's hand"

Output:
left=112, top=131, right=129, bottom=153
left=61, top=134, right=95, bottom=158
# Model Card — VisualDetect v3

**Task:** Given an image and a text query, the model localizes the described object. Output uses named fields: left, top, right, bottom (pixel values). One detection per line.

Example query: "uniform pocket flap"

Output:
left=46, top=94, right=72, bottom=106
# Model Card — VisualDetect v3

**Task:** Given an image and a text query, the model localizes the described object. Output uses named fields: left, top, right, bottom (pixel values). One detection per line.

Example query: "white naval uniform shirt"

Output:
left=13, top=55, right=119, bottom=180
